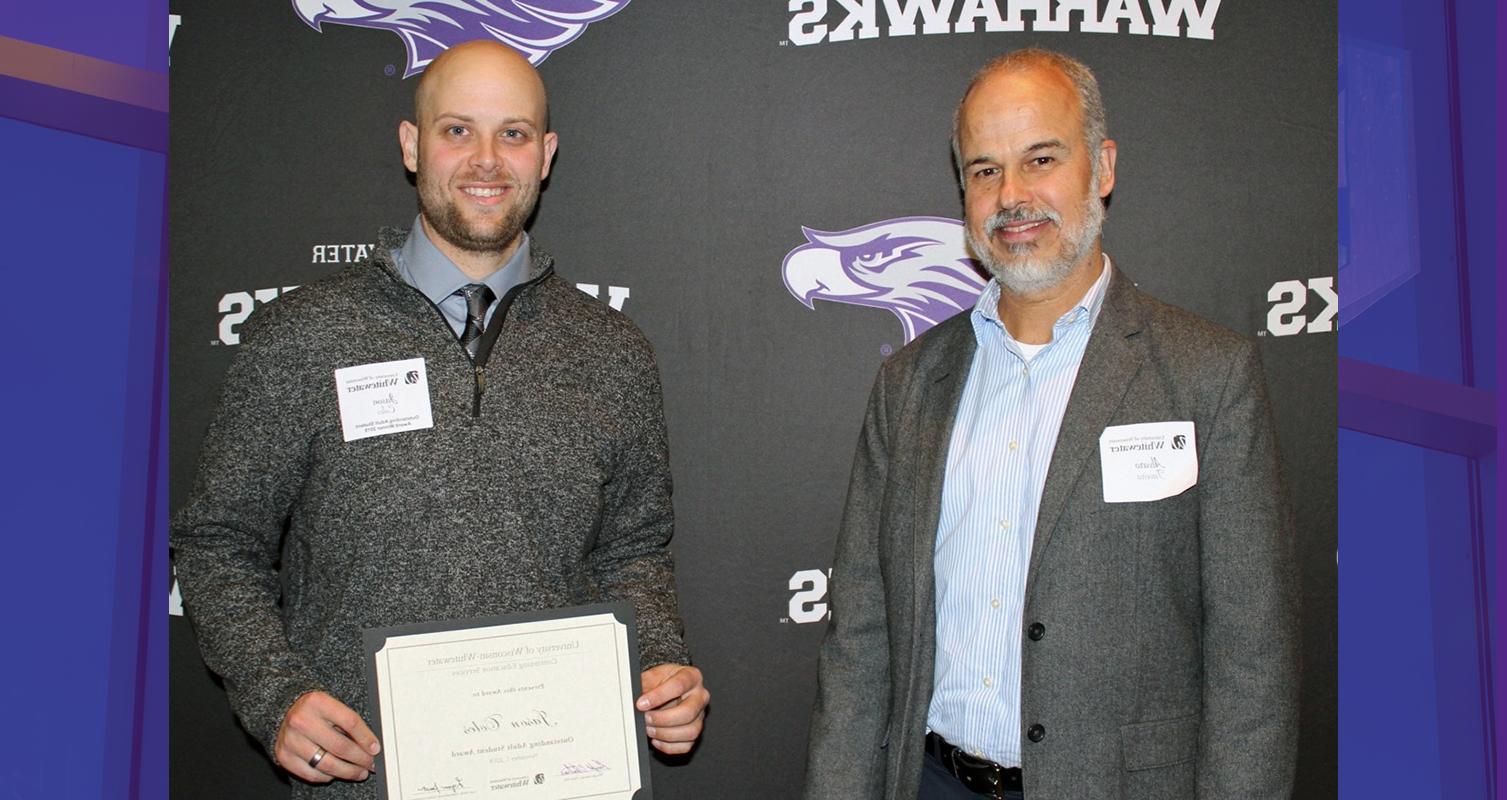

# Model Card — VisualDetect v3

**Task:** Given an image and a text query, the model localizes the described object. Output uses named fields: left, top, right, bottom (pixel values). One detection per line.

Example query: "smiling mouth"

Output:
left=998, top=219, right=1049, bottom=234
left=462, top=186, right=507, bottom=198
left=991, top=219, right=1052, bottom=246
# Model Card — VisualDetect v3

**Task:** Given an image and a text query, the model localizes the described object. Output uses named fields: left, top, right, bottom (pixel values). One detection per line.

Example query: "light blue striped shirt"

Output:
left=926, top=255, right=1112, bottom=766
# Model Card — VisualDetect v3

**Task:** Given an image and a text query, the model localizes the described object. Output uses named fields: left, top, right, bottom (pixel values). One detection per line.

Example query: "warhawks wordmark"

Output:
left=787, top=0, right=1222, bottom=45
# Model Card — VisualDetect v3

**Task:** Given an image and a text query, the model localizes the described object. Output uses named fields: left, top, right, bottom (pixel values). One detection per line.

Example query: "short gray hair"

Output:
left=951, top=48, right=1108, bottom=184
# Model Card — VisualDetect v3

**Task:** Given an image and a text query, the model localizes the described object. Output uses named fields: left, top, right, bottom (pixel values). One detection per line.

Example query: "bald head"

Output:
left=397, top=39, right=559, bottom=276
left=413, top=40, right=550, bottom=132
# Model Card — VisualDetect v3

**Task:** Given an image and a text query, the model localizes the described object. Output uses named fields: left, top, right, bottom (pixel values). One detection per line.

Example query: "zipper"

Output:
left=386, top=251, right=553, bottom=418
left=465, top=274, right=546, bottom=417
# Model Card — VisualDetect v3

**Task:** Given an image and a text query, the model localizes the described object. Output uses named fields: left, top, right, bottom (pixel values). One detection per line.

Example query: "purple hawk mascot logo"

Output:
left=782, top=216, right=989, bottom=344
left=293, top=0, right=630, bottom=76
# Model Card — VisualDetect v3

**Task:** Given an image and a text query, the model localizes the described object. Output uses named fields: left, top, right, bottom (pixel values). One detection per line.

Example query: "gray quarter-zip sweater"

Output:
left=172, top=228, right=689, bottom=798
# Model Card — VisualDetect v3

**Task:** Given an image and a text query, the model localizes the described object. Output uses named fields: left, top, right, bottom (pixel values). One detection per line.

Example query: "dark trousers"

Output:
left=917, top=750, right=1024, bottom=800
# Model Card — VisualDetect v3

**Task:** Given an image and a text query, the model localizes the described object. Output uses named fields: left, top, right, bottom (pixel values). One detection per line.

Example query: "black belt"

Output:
left=925, top=731, right=1023, bottom=798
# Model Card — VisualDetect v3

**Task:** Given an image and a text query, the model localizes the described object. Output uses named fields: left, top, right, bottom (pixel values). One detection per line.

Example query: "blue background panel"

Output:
left=2, top=5, right=165, bottom=74
left=0, top=115, right=166, bottom=795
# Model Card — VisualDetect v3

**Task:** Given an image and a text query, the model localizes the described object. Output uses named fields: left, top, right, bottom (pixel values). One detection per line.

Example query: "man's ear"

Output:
left=540, top=131, right=559, bottom=181
left=1096, top=138, right=1117, bottom=198
left=399, top=120, right=419, bottom=173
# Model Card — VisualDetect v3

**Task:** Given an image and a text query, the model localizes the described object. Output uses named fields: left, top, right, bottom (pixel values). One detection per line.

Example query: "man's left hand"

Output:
left=636, top=664, right=708, bottom=755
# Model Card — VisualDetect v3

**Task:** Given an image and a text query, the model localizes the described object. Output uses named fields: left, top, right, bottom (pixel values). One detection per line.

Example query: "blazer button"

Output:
left=1027, top=724, right=1046, bottom=743
left=1027, top=622, right=1045, bottom=641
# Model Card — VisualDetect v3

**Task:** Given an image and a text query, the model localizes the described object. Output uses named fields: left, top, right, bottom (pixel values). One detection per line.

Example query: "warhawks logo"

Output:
left=782, top=216, right=987, bottom=344
left=292, top=0, right=631, bottom=76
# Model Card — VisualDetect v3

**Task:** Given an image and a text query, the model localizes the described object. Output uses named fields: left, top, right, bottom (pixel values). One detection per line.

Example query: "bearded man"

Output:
left=172, top=41, right=707, bottom=798
left=803, top=48, right=1298, bottom=800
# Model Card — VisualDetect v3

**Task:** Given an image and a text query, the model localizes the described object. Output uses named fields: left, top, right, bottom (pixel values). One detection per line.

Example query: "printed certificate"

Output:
left=364, top=603, right=651, bottom=799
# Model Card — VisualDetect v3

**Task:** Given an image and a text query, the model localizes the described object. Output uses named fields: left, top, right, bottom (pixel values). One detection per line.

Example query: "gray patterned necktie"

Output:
left=457, top=283, right=496, bottom=362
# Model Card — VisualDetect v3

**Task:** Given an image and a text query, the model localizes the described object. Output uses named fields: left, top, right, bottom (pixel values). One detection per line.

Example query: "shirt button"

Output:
left=1022, top=366, right=1030, bottom=376
left=1009, top=440, right=1019, bottom=451
left=983, top=676, right=994, bottom=688
left=991, top=598, right=1002, bottom=609
left=998, top=519, right=1010, bottom=530
left=1027, top=622, right=1046, bottom=641
left=1027, top=724, right=1046, bottom=742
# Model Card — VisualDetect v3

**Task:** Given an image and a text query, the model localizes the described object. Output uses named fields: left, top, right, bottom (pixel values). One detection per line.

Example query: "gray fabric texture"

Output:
left=803, top=266, right=1299, bottom=800
left=172, top=227, right=689, bottom=799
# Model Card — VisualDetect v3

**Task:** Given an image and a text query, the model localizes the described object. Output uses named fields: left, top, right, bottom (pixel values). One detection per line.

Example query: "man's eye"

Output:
left=447, top=125, right=467, bottom=136
left=1031, top=156, right=1055, bottom=167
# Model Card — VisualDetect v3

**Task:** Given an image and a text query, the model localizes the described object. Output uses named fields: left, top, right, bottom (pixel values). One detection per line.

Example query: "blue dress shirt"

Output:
left=926, top=256, right=1113, bottom=767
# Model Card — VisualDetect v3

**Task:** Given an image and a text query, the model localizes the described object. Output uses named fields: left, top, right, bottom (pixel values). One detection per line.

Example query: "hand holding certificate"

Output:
left=365, top=603, right=653, bottom=799
left=635, top=663, right=709, bottom=755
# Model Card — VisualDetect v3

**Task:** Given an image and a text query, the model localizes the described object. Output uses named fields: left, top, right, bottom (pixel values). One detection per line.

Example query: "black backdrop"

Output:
left=168, top=2, right=1336, bottom=797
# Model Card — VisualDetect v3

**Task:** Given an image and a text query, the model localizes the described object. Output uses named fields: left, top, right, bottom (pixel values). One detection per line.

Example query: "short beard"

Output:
left=967, top=193, right=1105, bottom=296
left=417, top=173, right=537, bottom=255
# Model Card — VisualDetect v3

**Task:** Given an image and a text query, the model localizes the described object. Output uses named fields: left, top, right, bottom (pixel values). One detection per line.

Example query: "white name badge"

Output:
left=1099, top=421, right=1197, bottom=503
left=334, top=358, right=434, bottom=442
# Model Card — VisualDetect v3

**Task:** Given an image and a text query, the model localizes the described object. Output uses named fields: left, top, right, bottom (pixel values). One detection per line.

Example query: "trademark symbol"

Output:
left=880, top=344, right=893, bottom=356
left=779, top=40, right=790, bottom=46
left=384, top=64, right=396, bottom=77
left=779, top=617, right=790, bottom=624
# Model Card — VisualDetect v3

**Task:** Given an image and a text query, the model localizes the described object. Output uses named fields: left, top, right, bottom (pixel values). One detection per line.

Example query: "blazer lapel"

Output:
left=909, top=325, right=977, bottom=582
left=1027, top=269, right=1148, bottom=582
left=901, top=321, right=976, bottom=728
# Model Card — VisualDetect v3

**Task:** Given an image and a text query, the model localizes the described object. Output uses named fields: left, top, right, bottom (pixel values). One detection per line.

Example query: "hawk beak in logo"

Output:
left=293, top=0, right=329, bottom=29
left=782, top=248, right=850, bottom=308
left=293, top=0, right=377, bottom=31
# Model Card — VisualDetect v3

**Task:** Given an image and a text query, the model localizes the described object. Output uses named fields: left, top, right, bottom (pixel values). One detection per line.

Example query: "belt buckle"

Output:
left=949, top=748, right=1007, bottom=799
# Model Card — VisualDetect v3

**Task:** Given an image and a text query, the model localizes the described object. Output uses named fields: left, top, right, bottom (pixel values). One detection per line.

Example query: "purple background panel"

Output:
left=0, top=1, right=169, bottom=798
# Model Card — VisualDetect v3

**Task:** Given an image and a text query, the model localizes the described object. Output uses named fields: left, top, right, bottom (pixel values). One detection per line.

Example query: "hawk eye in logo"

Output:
left=1171, top=434, right=1187, bottom=450
left=404, top=370, right=420, bottom=384
left=292, top=0, right=631, bottom=76
left=782, top=216, right=987, bottom=344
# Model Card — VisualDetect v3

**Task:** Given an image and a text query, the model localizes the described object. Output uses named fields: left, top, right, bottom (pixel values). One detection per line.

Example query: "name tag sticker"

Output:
left=1099, top=421, right=1197, bottom=503
left=334, top=357, right=434, bottom=442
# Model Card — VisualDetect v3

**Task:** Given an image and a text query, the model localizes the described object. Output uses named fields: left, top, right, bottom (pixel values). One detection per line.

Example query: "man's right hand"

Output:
left=274, top=691, right=381, bottom=784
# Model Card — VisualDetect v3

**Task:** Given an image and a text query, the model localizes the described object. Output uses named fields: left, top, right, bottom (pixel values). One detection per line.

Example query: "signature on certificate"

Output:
left=559, top=759, right=611, bottom=777
left=415, top=777, right=467, bottom=795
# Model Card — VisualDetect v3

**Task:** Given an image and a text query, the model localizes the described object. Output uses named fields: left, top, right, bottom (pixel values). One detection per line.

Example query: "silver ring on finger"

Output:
left=308, top=747, right=327, bottom=769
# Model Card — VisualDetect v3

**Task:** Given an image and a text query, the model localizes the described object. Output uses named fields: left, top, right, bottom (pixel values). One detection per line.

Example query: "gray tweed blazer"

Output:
left=804, top=266, right=1299, bottom=800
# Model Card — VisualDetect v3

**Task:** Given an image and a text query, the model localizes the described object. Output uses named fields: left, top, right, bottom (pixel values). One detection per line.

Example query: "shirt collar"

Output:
left=394, top=215, right=532, bottom=306
left=971, top=253, right=1114, bottom=345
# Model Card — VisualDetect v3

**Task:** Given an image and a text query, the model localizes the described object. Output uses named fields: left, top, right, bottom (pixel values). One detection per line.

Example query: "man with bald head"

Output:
left=804, top=48, right=1297, bottom=799
left=173, top=41, right=707, bottom=797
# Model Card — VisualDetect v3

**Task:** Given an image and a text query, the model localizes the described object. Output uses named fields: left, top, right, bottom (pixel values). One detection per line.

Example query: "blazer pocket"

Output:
left=1121, top=714, right=1199, bottom=771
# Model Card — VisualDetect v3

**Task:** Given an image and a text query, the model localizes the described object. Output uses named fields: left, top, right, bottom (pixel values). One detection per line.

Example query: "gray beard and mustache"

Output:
left=966, top=194, right=1105, bottom=295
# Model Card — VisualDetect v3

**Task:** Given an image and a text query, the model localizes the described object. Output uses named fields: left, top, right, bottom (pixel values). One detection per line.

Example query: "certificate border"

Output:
left=362, top=601, right=652, bottom=800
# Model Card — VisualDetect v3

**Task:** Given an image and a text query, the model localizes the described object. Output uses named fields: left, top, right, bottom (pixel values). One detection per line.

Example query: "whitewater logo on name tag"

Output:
left=1098, top=421, right=1197, bottom=503
left=335, top=357, right=434, bottom=442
